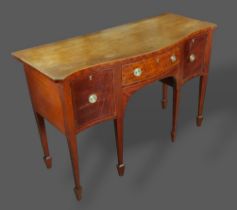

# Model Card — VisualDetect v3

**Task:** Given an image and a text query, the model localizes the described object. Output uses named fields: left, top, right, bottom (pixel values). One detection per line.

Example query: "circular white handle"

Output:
left=170, top=55, right=177, bottom=63
left=133, top=68, right=142, bottom=77
left=88, top=94, right=97, bottom=104
left=189, top=54, right=196, bottom=62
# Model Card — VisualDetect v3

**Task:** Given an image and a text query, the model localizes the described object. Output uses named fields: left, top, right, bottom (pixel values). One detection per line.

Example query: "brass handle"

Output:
left=133, top=68, right=142, bottom=77
left=170, top=55, right=177, bottom=63
left=88, top=94, right=97, bottom=104
left=189, top=54, right=196, bottom=62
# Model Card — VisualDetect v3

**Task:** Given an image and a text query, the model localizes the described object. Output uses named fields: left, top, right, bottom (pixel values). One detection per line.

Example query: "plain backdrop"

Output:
left=1, top=1, right=237, bottom=209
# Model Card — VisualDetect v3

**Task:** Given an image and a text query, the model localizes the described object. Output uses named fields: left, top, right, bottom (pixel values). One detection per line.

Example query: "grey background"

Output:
left=1, top=0, right=237, bottom=209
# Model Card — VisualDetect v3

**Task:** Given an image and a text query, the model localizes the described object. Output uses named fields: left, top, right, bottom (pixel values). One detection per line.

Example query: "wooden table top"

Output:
left=12, top=13, right=216, bottom=81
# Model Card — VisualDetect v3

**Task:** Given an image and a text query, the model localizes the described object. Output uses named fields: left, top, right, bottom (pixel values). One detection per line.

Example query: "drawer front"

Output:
left=183, top=34, right=207, bottom=79
left=122, top=60, right=147, bottom=86
left=147, top=47, right=181, bottom=76
left=122, top=48, right=180, bottom=86
left=71, top=68, right=115, bottom=127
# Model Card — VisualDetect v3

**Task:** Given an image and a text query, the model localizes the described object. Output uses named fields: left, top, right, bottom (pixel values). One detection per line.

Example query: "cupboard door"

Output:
left=71, top=68, right=115, bottom=128
left=183, top=34, right=207, bottom=79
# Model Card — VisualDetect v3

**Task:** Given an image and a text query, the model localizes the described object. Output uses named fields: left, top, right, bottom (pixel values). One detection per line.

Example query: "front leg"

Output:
left=113, top=92, right=128, bottom=176
left=171, top=84, right=181, bottom=142
left=59, top=80, right=82, bottom=201
left=114, top=117, right=125, bottom=176
left=196, top=75, right=208, bottom=126
left=66, top=132, right=82, bottom=200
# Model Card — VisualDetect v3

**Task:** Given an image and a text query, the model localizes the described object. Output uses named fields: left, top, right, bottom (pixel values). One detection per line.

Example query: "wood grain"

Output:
left=24, top=64, right=65, bottom=133
left=12, top=13, right=216, bottom=80
left=122, top=47, right=180, bottom=86
left=12, top=13, right=217, bottom=201
left=71, top=67, right=116, bottom=128
left=183, top=33, right=207, bottom=80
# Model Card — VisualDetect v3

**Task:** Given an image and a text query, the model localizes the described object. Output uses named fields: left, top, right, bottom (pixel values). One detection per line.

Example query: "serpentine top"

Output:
left=12, top=13, right=216, bottom=81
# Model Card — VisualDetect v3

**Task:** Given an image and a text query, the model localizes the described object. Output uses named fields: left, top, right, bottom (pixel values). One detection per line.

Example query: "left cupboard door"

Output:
left=70, top=68, right=116, bottom=129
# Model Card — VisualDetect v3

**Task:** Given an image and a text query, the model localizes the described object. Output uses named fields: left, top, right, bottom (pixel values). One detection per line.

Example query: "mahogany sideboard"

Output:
left=12, top=13, right=217, bottom=201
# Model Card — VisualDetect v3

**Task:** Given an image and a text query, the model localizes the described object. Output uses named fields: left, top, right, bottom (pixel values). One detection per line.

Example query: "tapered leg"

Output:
left=114, top=117, right=125, bottom=176
left=66, top=134, right=82, bottom=200
left=161, top=83, right=168, bottom=109
left=171, top=85, right=181, bottom=142
left=197, top=75, right=208, bottom=127
left=34, top=112, right=52, bottom=169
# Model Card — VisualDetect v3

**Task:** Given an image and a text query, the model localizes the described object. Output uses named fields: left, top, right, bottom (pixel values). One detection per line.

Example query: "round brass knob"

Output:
left=189, top=54, right=196, bottom=62
left=133, top=68, right=142, bottom=77
left=88, top=94, right=97, bottom=104
left=170, top=55, right=177, bottom=63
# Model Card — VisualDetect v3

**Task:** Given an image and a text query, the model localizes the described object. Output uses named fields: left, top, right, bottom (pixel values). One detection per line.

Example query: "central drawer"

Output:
left=122, top=47, right=180, bottom=86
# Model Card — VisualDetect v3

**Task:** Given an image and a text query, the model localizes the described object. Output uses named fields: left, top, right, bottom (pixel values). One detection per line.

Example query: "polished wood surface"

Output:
left=34, top=112, right=52, bottom=169
left=71, top=67, right=116, bottom=128
left=12, top=13, right=217, bottom=201
left=183, top=33, right=207, bottom=79
left=12, top=13, right=216, bottom=80
left=24, top=64, right=65, bottom=133
left=122, top=47, right=181, bottom=86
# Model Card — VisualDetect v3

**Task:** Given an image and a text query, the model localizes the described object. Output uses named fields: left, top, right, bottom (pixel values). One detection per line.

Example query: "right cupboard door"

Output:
left=183, top=33, right=207, bottom=80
